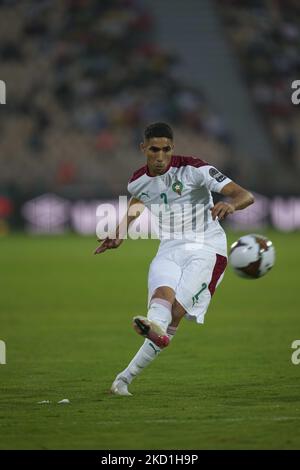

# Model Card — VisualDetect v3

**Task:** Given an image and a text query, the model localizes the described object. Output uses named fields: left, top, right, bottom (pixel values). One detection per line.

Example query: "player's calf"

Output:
left=169, top=299, right=186, bottom=328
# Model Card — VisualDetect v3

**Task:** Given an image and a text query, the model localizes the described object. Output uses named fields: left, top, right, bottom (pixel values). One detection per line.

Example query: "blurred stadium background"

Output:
left=0, top=0, right=300, bottom=234
left=1, top=0, right=300, bottom=451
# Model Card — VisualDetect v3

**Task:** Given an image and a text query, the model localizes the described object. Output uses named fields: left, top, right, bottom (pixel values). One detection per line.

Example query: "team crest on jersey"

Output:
left=172, top=180, right=183, bottom=195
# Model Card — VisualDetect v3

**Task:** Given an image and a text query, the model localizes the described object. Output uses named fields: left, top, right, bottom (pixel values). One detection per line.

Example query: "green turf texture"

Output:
left=0, top=232, right=299, bottom=450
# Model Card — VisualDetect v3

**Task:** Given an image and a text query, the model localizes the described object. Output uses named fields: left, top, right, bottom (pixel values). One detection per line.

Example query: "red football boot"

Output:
left=133, top=316, right=170, bottom=349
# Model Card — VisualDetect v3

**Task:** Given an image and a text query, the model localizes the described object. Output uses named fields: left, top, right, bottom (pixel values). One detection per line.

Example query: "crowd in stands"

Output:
left=0, top=0, right=232, bottom=196
left=218, top=0, right=300, bottom=170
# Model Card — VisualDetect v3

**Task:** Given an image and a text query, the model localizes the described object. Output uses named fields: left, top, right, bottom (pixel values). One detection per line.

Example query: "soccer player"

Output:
left=94, top=122, right=254, bottom=396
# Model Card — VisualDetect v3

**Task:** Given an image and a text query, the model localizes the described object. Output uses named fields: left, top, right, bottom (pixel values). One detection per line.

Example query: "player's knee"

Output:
left=151, top=286, right=175, bottom=304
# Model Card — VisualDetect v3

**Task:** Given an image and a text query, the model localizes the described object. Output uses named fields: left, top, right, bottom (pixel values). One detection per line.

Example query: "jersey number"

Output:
left=160, top=192, right=168, bottom=205
left=160, top=192, right=171, bottom=211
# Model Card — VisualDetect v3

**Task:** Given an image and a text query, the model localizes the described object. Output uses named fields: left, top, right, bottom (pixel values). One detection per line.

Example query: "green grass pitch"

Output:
left=0, top=231, right=299, bottom=450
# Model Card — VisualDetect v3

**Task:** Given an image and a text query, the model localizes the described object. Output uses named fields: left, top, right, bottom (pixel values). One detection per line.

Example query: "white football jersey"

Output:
left=127, top=155, right=232, bottom=256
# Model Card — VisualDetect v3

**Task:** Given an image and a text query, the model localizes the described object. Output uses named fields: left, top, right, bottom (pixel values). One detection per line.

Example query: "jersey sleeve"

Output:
left=127, top=182, right=134, bottom=197
left=193, top=165, right=232, bottom=193
left=127, top=181, right=141, bottom=201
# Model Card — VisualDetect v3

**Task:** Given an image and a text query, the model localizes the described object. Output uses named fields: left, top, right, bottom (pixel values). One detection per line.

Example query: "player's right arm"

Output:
left=94, top=197, right=144, bottom=254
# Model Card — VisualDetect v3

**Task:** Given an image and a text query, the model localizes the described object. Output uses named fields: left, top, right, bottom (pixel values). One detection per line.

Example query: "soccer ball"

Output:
left=229, top=234, right=275, bottom=279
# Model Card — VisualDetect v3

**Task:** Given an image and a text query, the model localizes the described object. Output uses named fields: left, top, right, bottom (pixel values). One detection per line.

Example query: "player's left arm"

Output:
left=211, top=182, right=254, bottom=221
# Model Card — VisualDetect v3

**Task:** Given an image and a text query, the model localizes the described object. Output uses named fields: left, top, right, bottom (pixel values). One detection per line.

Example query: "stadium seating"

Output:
left=0, top=0, right=233, bottom=196
left=217, top=0, right=300, bottom=171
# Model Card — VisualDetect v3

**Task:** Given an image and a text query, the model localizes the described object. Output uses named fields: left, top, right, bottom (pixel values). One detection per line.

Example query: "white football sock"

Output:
left=119, top=298, right=174, bottom=384
left=120, top=338, right=161, bottom=384
left=147, top=298, right=172, bottom=332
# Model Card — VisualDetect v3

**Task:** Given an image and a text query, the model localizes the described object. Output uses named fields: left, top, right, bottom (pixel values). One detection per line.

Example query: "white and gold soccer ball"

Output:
left=229, top=234, right=275, bottom=279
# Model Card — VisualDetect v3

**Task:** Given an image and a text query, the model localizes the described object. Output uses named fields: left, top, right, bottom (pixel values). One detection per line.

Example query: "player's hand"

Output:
left=210, top=202, right=235, bottom=221
left=94, top=237, right=123, bottom=255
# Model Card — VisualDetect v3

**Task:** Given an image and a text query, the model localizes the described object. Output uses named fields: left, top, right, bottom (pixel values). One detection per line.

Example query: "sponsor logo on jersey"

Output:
left=209, top=167, right=226, bottom=183
left=139, top=191, right=150, bottom=199
left=172, top=180, right=183, bottom=195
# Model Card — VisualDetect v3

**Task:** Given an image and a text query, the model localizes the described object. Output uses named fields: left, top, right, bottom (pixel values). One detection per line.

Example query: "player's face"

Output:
left=141, top=137, right=174, bottom=176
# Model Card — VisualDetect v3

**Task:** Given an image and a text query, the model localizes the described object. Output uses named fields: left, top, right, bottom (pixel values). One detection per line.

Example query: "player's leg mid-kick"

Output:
left=110, top=286, right=186, bottom=396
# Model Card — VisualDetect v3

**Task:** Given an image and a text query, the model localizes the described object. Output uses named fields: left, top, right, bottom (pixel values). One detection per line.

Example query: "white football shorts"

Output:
left=147, top=244, right=227, bottom=324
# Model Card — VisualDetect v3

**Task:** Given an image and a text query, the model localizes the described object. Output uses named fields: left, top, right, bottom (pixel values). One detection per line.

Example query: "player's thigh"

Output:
left=148, top=255, right=182, bottom=307
left=175, top=252, right=227, bottom=323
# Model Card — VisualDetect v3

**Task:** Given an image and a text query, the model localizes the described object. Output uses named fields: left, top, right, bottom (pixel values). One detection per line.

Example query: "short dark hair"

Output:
left=144, top=122, right=173, bottom=141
